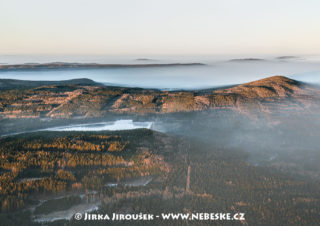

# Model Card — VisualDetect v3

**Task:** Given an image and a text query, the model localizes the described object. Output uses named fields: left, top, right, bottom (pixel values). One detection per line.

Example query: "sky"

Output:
left=1, top=0, right=320, bottom=56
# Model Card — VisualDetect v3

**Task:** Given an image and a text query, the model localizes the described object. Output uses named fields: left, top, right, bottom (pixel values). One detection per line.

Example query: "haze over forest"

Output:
left=0, top=73, right=320, bottom=225
left=1, top=0, right=320, bottom=225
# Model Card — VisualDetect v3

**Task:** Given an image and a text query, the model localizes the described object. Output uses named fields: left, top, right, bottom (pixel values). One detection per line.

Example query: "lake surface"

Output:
left=1, top=55, right=320, bottom=89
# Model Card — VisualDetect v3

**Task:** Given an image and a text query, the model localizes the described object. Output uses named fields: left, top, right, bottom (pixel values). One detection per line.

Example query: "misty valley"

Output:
left=2, top=0, right=320, bottom=224
left=0, top=74, right=320, bottom=225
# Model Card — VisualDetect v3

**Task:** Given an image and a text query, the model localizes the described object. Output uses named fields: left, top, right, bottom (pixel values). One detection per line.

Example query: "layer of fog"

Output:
left=0, top=120, right=158, bottom=137
left=105, top=176, right=153, bottom=187
left=33, top=202, right=100, bottom=223
left=155, top=109, right=320, bottom=181
left=1, top=55, right=320, bottom=89
left=31, top=176, right=153, bottom=223
left=42, top=119, right=153, bottom=131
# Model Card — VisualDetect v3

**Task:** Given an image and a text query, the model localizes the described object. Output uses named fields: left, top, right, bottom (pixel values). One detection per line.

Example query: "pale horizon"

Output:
left=1, top=0, right=320, bottom=56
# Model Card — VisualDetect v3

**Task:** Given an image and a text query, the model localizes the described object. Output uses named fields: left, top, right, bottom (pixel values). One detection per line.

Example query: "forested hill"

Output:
left=0, top=76, right=319, bottom=119
left=0, top=78, right=99, bottom=91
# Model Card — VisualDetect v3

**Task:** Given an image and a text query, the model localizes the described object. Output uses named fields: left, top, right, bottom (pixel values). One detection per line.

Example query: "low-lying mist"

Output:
left=154, top=108, right=320, bottom=181
left=1, top=56, right=320, bottom=225
left=1, top=55, right=320, bottom=89
left=2, top=103, right=319, bottom=182
left=42, top=120, right=153, bottom=132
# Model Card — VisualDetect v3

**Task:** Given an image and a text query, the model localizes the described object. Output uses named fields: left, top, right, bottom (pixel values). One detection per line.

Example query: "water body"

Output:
left=1, top=55, right=320, bottom=89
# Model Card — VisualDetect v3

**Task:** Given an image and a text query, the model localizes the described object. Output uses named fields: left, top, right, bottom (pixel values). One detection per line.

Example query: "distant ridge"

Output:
left=229, top=58, right=265, bottom=62
left=0, top=78, right=99, bottom=90
left=0, top=62, right=205, bottom=71
left=135, top=58, right=155, bottom=61
left=276, top=56, right=300, bottom=60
